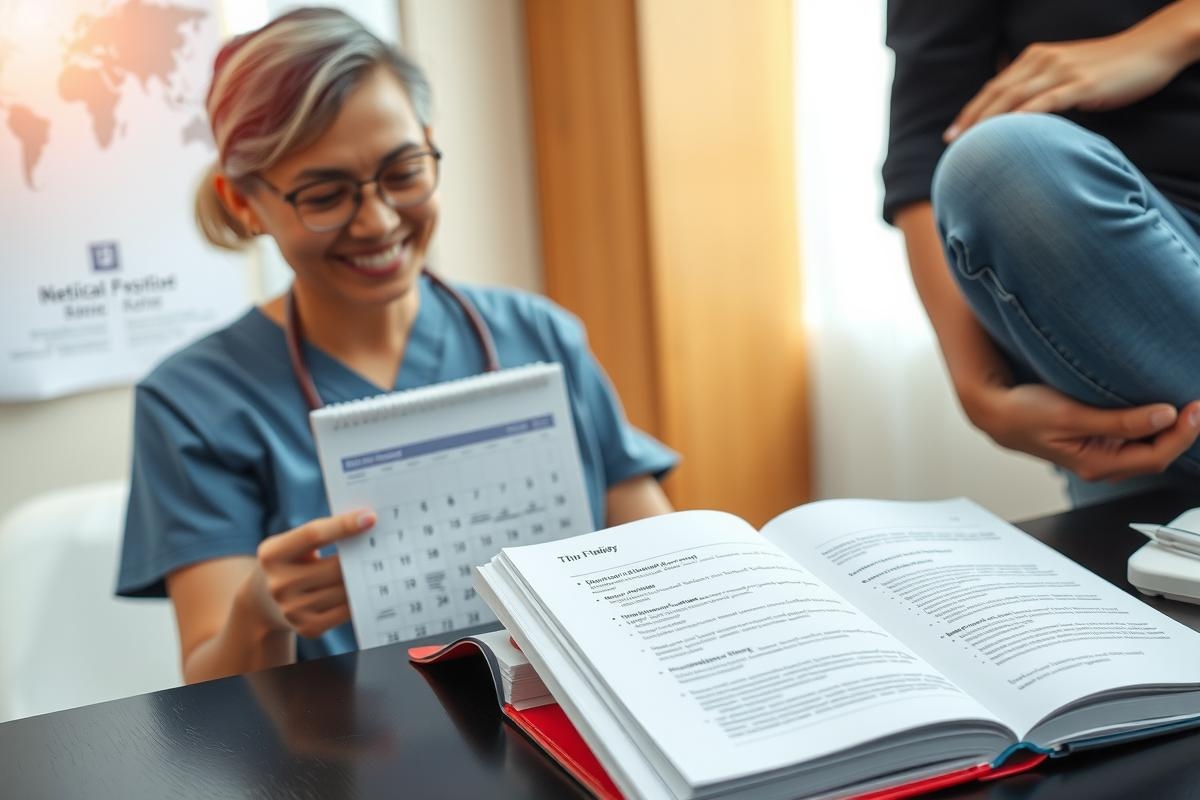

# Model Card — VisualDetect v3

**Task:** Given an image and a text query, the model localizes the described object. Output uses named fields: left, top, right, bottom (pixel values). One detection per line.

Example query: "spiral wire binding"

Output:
left=312, top=362, right=557, bottom=430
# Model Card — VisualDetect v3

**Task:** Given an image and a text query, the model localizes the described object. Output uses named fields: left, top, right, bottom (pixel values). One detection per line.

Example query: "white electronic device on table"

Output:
left=1128, top=507, right=1200, bottom=605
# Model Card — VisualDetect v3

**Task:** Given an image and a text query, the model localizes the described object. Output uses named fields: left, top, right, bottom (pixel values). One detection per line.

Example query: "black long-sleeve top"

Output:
left=882, top=0, right=1200, bottom=224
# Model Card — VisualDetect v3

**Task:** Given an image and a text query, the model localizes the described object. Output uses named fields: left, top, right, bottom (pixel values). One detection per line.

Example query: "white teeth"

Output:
left=346, top=242, right=403, bottom=271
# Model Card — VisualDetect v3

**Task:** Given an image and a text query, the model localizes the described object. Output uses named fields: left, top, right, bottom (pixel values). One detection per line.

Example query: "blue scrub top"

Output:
left=117, top=274, right=677, bottom=661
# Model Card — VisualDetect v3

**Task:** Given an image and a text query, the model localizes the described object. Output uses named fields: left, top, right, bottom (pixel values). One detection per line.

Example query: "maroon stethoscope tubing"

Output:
left=284, top=269, right=501, bottom=411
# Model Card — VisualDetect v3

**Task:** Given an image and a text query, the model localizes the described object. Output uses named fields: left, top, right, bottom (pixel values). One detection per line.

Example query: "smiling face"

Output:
left=240, top=66, right=438, bottom=312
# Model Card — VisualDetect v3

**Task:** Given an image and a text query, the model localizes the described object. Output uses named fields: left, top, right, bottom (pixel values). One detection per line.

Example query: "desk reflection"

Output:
left=246, top=656, right=394, bottom=762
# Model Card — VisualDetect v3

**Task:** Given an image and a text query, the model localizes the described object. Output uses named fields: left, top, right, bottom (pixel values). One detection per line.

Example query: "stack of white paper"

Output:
left=474, top=629, right=554, bottom=710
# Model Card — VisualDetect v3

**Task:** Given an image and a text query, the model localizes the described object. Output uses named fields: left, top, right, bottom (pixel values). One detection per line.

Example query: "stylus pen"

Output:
left=1130, top=523, right=1200, bottom=559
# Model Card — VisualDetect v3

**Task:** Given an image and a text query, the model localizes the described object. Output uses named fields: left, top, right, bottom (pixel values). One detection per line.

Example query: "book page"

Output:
left=763, top=498, right=1200, bottom=740
left=493, top=510, right=1009, bottom=790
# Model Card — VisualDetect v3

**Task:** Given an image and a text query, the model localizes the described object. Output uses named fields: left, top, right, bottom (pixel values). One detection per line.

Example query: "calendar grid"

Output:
left=313, top=364, right=593, bottom=650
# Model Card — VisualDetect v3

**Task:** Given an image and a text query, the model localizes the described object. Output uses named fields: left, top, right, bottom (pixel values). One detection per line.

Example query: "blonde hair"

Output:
left=195, top=8, right=433, bottom=250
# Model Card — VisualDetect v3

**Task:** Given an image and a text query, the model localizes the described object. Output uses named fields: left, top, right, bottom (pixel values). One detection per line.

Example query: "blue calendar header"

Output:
left=341, top=414, right=555, bottom=473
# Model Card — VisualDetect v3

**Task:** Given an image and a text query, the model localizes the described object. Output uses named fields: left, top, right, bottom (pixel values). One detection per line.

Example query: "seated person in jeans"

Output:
left=885, top=0, right=1200, bottom=506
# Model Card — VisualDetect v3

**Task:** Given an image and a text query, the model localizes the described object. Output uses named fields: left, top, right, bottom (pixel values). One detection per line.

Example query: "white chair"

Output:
left=0, top=480, right=181, bottom=723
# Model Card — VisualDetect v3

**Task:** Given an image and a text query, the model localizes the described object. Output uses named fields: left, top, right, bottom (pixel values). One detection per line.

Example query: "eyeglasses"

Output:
left=255, top=148, right=442, bottom=233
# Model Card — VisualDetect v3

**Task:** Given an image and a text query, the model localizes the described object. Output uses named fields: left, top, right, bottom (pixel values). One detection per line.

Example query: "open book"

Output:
left=475, top=498, right=1200, bottom=800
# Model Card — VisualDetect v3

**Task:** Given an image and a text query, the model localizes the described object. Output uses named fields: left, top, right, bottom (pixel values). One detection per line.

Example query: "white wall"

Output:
left=0, top=387, right=137, bottom=517
left=398, top=0, right=542, bottom=290
left=0, top=0, right=541, bottom=519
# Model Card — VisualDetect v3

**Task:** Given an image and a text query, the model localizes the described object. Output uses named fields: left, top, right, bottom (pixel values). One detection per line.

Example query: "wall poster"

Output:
left=0, top=0, right=248, bottom=401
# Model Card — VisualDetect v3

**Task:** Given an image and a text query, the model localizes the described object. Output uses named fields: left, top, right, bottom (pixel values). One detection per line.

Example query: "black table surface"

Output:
left=6, top=490, right=1200, bottom=800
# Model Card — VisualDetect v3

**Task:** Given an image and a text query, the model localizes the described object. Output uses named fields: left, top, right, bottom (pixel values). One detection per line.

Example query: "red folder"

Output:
left=409, top=639, right=1045, bottom=800
left=410, top=637, right=623, bottom=800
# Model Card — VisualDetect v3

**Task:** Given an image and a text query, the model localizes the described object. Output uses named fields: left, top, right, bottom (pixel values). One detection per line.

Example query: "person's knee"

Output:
left=930, top=115, right=1100, bottom=313
left=932, top=113, right=1087, bottom=234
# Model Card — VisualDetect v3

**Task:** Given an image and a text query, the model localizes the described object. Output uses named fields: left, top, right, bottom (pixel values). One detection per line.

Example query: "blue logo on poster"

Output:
left=90, top=241, right=120, bottom=272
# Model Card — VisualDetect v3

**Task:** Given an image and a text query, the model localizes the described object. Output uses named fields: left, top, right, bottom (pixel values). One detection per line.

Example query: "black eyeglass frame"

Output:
left=253, top=147, right=443, bottom=233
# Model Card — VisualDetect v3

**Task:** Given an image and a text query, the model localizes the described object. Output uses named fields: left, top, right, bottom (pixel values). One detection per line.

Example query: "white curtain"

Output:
left=793, top=0, right=1066, bottom=520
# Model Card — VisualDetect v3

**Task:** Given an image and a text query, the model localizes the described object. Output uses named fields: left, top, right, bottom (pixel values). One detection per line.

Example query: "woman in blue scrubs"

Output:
left=117, top=8, right=676, bottom=683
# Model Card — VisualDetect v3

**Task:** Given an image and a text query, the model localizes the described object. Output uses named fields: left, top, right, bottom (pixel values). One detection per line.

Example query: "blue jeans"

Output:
left=931, top=113, right=1200, bottom=507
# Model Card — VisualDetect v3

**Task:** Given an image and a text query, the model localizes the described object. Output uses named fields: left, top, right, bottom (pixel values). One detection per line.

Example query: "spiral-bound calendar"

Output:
left=311, top=363, right=594, bottom=648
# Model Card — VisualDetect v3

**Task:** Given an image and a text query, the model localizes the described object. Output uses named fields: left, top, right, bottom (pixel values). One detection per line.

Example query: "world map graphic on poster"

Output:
left=1, top=0, right=211, bottom=189
left=0, top=0, right=249, bottom=401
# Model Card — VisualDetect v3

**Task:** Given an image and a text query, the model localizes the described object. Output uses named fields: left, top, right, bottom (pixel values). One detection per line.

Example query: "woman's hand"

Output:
left=962, top=380, right=1200, bottom=482
left=168, top=508, right=376, bottom=683
left=245, top=508, right=376, bottom=639
left=945, top=1, right=1200, bottom=141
